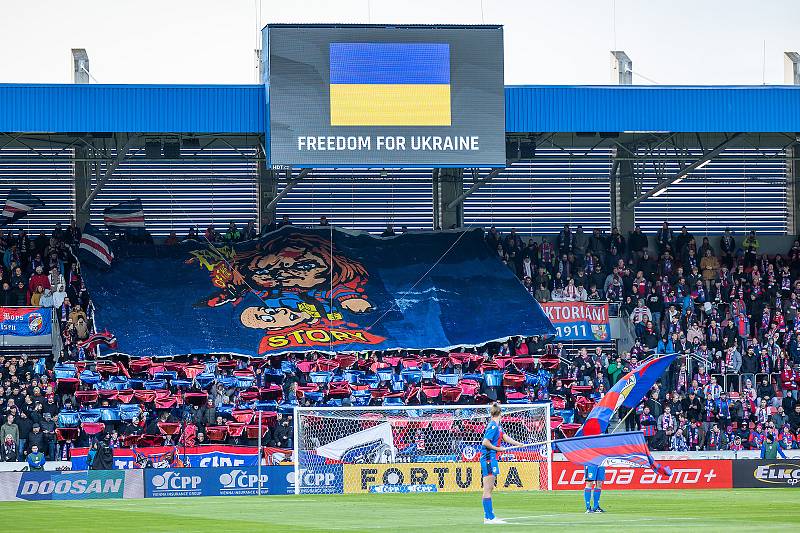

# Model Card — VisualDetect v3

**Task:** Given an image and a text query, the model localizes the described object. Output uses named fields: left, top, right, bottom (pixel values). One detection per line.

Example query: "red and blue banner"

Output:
left=557, top=431, right=654, bottom=469
left=0, top=307, right=51, bottom=336
left=83, top=227, right=555, bottom=356
left=540, top=302, right=610, bottom=341
left=578, top=353, right=678, bottom=436
left=71, top=445, right=262, bottom=470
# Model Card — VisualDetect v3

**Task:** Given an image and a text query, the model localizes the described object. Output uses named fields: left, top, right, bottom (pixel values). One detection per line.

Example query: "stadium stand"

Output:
left=2, top=217, right=800, bottom=464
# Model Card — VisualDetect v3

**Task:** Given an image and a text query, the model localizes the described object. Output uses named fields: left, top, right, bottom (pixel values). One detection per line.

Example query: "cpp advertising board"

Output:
left=263, top=24, right=505, bottom=168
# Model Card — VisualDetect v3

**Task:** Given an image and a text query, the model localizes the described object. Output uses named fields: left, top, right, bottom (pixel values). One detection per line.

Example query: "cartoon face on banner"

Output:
left=188, top=232, right=385, bottom=354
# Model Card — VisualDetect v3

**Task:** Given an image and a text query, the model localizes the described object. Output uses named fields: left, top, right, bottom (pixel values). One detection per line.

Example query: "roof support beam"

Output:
left=265, top=168, right=310, bottom=211
left=446, top=168, right=502, bottom=210
left=625, top=132, right=742, bottom=209
left=78, top=134, right=141, bottom=213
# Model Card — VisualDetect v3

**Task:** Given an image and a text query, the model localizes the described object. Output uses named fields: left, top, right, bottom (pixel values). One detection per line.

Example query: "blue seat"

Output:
left=323, top=399, right=342, bottom=408
left=57, top=411, right=80, bottom=427
left=263, top=367, right=285, bottom=384
left=401, top=369, right=422, bottom=385
left=278, top=404, right=296, bottom=414
left=79, top=370, right=101, bottom=385
left=280, top=360, right=296, bottom=375
left=252, top=401, right=278, bottom=412
left=303, top=391, right=324, bottom=404
left=351, top=390, right=371, bottom=406
left=144, top=379, right=167, bottom=390
left=555, top=409, right=575, bottom=424
left=420, top=363, right=435, bottom=380
left=195, top=373, right=216, bottom=389
left=217, top=376, right=237, bottom=389
left=506, top=397, right=529, bottom=404
left=376, top=368, right=394, bottom=382
left=78, top=409, right=102, bottom=423
left=97, top=376, right=129, bottom=391
left=390, top=375, right=405, bottom=392
left=119, top=404, right=141, bottom=421
left=484, top=371, right=503, bottom=388
left=128, top=378, right=145, bottom=390
left=462, top=373, right=484, bottom=382
left=153, top=371, right=178, bottom=382
left=235, top=376, right=255, bottom=389
left=309, top=371, right=333, bottom=384
left=216, top=404, right=234, bottom=417
left=204, top=360, right=218, bottom=374
left=171, top=379, right=193, bottom=389
left=362, top=374, right=380, bottom=388
left=343, top=370, right=364, bottom=384
left=54, top=364, right=76, bottom=380
left=382, top=397, right=405, bottom=407
left=99, top=407, right=120, bottom=421
left=436, top=374, right=459, bottom=386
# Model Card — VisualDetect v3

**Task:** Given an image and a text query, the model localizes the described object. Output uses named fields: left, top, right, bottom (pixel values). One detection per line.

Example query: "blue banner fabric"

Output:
left=84, top=227, right=555, bottom=356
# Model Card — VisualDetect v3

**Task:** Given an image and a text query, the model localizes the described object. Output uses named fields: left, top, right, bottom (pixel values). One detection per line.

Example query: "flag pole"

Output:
left=257, top=411, right=263, bottom=496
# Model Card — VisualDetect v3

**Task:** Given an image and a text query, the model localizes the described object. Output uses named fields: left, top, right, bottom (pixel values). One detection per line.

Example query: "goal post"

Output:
left=293, top=404, right=552, bottom=495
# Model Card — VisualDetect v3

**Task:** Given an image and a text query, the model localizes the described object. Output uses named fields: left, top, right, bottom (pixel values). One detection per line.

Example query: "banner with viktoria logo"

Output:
left=540, top=302, right=610, bottom=341
left=733, top=460, right=800, bottom=488
left=0, top=307, right=51, bottom=336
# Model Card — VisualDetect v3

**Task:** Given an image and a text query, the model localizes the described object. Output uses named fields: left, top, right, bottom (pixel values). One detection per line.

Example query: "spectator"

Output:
left=0, top=414, right=18, bottom=448
left=1, top=435, right=17, bottom=462
left=26, top=444, right=45, bottom=471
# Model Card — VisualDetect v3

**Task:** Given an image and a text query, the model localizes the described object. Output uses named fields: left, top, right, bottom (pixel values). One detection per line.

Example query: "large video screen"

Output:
left=263, top=25, right=505, bottom=168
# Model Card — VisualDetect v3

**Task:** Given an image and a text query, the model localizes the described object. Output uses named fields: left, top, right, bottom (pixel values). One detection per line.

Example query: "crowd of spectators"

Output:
left=490, top=222, right=800, bottom=452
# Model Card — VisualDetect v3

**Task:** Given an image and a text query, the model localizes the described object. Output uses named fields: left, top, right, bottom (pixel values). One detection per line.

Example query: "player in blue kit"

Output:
left=583, top=464, right=606, bottom=513
left=480, top=402, right=525, bottom=525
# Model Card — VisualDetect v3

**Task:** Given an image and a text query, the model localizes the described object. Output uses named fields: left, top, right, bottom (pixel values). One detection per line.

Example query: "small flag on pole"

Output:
left=103, top=198, right=145, bottom=228
left=0, top=188, right=46, bottom=226
left=79, top=224, right=114, bottom=267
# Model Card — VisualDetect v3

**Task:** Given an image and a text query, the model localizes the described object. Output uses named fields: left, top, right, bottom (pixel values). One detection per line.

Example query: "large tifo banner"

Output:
left=540, top=302, right=610, bottom=341
left=0, top=307, right=51, bottom=336
left=84, top=227, right=555, bottom=356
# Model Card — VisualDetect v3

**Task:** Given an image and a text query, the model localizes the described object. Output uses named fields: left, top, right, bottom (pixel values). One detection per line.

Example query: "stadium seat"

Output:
left=336, top=354, right=357, bottom=369
left=310, top=371, right=333, bottom=385
left=296, top=361, right=316, bottom=374
left=436, top=374, right=459, bottom=386
left=153, top=371, right=178, bottom=382
left=129, top=359, right=152, bottom=374
left=54, top=363, right=77, bottom=380
left=560, top=423, right=581, bottom=438
left=401, top=369, right=423, bottom=385
left=194, top=373, right=216, bottom=389
left=226, top=422, right=246, bottom=437
left=144, top=379, right=167, bottom=390
left=351, top=389, right=372, bottom=406
left=502, top=373, right=526, bottom=388
left=205, top=426, right=228, bottom=442
left=259, top=384, right=284, bottom=402
left=382, top=397, right=405, bottom=407
left=57, top=411, right=80, bottom=427
left=133, top=390, right=157, bottom=403
left=99, top=407, right=120, bottom=421
left=316, top=359, right=339, bottom=372
left=55, top=428, right=79, bottom=442
left=79, top=370, right=102, bottom=385
left=183, top=392, right=208, bottom=406
left=182, top=363, right=206, bottom=379
left=157, top=422, right=182, bottom=435
left=78, top=410, right=103, bottom=423
left=75, top=390, right=99, bottom=404
left=245, top=425, right=270, bottom=439
left=155, top=395, right=178, bottom=409
left=232, top=409, right=255, bottom=424
left=376, top=367, right=394, bottom=382
left=440, top=386, right=462, bottom=403
left=56, top=379, right=79, bottom=396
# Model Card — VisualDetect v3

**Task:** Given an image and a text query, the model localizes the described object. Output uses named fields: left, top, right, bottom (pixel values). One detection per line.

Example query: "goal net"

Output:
left=293, top=404, right=552, bottom=494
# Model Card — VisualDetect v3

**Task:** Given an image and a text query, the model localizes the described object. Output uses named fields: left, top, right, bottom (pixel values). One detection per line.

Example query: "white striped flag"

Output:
left=79, top=224, right=114, bottom=267
left=0, top=188, right=46, bottom=226
left=103, top=198, right=145, bottom=228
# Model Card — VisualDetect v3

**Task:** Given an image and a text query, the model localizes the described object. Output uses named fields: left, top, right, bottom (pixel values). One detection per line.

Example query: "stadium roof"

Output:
left=1, top=84, right=800, bottom=134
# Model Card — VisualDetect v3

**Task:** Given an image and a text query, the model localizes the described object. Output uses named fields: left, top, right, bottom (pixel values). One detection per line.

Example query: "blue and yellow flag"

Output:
left=329, top=43, right=451, bottom=126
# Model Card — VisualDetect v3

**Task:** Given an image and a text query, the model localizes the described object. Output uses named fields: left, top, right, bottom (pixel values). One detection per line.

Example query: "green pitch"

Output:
left=1, top=489, right=797, bottom=532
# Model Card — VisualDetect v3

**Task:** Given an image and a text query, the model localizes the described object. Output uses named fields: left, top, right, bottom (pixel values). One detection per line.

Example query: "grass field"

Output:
left=2, top=489, right=798, bottom=532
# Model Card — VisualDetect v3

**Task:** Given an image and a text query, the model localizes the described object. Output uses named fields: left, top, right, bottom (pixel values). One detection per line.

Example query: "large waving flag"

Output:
left=79, top=224, right=114, bottom=267
left=103, top=198, right=145, bottom=228
left=556, top=431, right=672, bottom=477
left=578, top=353, right=678, bottom=436
left=0, top=188, right=45, bottom=226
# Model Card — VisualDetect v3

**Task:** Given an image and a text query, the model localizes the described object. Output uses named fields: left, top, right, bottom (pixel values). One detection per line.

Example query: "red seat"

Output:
left=246, top=425, right=270, bottom=439
left=550, top=394, right=566, bottom=410
left=164, top=362, right=186, bottom=373
left=448, top=353, right=471, bottom=365
left=327, top=381, right=352, bottom=398
left=147, top=365, right=166, bottom=377
left=233, top=368, right=255, bottom=378
left=133, top=390, right=157, bottom=403
left=440, top=386, right=462, bottom=403
left=226, top=422, right=246, bottom=437
left=502, top=373, right=526, bottom=388
left=574, top=396, right=595, bottom=416
left=95, top=361, right=119, bottom=376
left=155, top=396, right=178, bottom=409
left=182, top=364, right=206, bottom=379
left=383, top=357, right=401, bottom=367
left=296, top=361, right=316, bottom=373
left=316, top=359, right=338, bottom=372
left=401, top=358, right=421, bottom=369
left=459, top=380, right=479, bottom=397
left=232, top=409, right=255, bottom=424
left=253, top=411, right=278, bottom=428
left=512, top=357, right=536, bottom=370
left=560, top=423, right=581, bottom=438
left=75, top=390, right=99, bottom=404
left=259, top=384, right=283, bottom=402
left=370, top=388, right=389, bottom=399
left=56, top=378, right=79, bottom=394
left=479, top=361, right=500, bottom=372
left=550, top=416, right=564, bottom=430
left=570, top=385, right=593, bottom=396
left=98, top=390, right=119, bottom=401
left=129, top=359, right=152, bottom=374
left=505, top=390, right=527, bottom=400
left=494, top=357, right=512, bottom=369
left=157, top=422, right=182, bottom=435
left=421, top=384, right=442, bottom=399
left=137, top=434, right=165, bottom=447
left=55, top=428, right=80, bottom=441
left=336, top=355, right=357, bottom=369
left=217, top=360, right=238, bottom=371
left=81, top=422, right=105, bottom=435
left=205, top=426, right=228, bottom=441
left=184, top=392, right=208, bottom=406
left=116, top=390, right=135, bottom=403
left=539, top=356, right=560, bottom=370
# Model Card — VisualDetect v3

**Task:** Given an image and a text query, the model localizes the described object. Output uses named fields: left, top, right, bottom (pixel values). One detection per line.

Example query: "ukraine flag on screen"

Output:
left=329, top=43, right=451, bottom=126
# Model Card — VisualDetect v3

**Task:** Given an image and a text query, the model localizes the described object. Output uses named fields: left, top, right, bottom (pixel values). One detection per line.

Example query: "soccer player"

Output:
left=481, top=402, right=525, bottom=525
left=583, top=463, right=606, bottom=513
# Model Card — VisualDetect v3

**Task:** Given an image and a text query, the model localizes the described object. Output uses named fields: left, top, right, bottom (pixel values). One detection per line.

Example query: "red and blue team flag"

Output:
left=103, top=198, right=145, bottom=228
left=556, top=431, right=672, bottom=477
left=578, top=353, right=678, bottom=436
left=79, top=223, right=114, bottom=267
left=0, top=188, right=45, bottom=226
